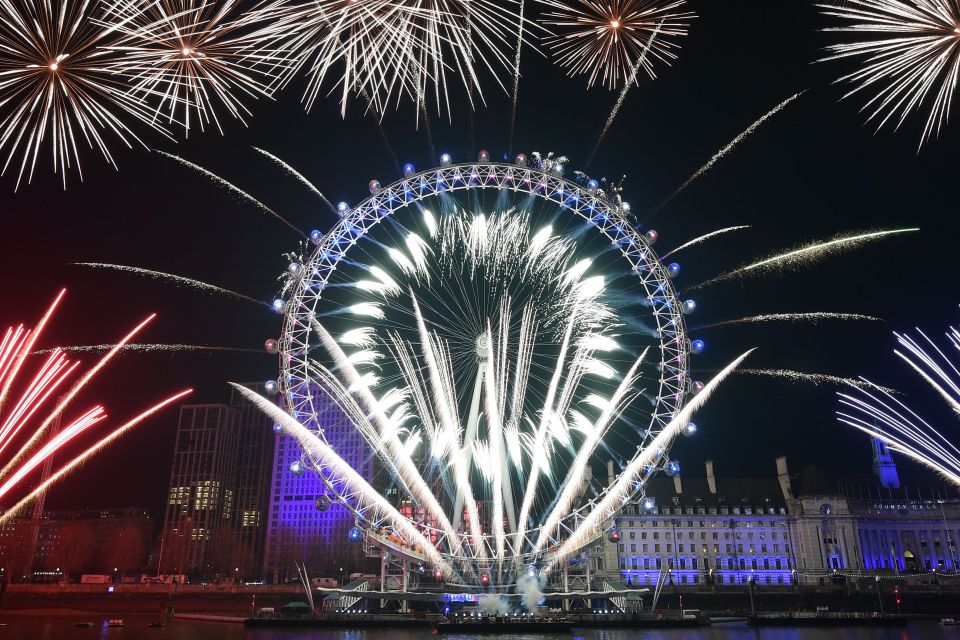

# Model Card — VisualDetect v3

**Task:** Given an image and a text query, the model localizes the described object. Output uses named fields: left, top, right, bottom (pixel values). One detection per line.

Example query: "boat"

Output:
left=942, top=618, right=959, bottom=626
left=107, top=619, right=124, bottom=627
left=74, top=622, right=95, bottom=628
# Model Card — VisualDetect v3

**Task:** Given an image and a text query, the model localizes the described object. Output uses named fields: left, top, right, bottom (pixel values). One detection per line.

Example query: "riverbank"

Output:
left=3, top=585, right=960, bottom=617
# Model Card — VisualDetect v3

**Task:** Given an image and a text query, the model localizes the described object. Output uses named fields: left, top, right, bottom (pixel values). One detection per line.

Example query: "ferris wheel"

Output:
left=274, top=150, right=699, bottom=586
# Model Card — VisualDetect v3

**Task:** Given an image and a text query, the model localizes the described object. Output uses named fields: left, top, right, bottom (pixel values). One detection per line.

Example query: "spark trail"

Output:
left=0, top=290, right=185, bottom=522
left=31, top=344, right=262, bottom=355
left=229, top=383, right=457, bottom=578
left=156, top=151, right=305, bottom=238
left=837, top=323, right=960, bottom=488
left=508, top=0, right=526, bottom=155
left=660, top=226, right=750, bottom=259
left=695, top=312, right=881, bottom=330
left=692, top=228, right=919, bottom=289
left=252, top=147, right=337, bottom=214
left=545, top=349, right=753, bottom=571
left=587, top=20, right=663, bottom=167
left=737, top=369, right=898, bottom=394
left=71, top=263, right=262, bottom=305
left=652, top=92, right=805, bottom=215
left=0, top=389, right=192, bottom=524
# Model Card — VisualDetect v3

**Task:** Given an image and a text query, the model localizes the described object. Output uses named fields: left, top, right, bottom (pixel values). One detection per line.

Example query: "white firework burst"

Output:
left=539, top=0, right=695, bottom=89
left=101, top=0, right=290, bottom=136
left=0, top=0, right=168, bottom=188
left=256, top=0, right=523, bottom=116
left=818, top=0, right=960, bottom=146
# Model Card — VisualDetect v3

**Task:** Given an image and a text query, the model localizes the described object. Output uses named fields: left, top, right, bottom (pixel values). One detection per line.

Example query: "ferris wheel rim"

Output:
left=275, top=155, right=691, bottom=552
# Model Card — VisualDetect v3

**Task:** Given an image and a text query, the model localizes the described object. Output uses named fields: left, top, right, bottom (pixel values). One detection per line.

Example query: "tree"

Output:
left=100, top=524, right=145, bottom=578
left=51, top=522, right=95, bottom=581
left=157, top=520, right=192, bottom=577
left=0, top=520, right=34, bottom=581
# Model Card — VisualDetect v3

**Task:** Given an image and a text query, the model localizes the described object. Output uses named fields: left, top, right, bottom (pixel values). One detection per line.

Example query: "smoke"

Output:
left=478, top=594, right=511, bottom=616
left=516, top=574, right=545, bottom=613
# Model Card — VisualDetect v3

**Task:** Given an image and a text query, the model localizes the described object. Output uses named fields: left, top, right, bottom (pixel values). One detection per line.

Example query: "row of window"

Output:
left=619, top=556, right=792, bottom=571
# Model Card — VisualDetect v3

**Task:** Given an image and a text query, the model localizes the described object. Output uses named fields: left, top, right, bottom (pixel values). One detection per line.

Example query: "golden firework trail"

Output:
left=252, top=147, right=338, bottom=214
left=660, top=225, right=750, bottom=259
left=156, top=151, right=305, bottom=238
left=695, top=312, right=882, bottom=330
left=738, top=369, right=898, bottom=394
left=653, top=92, right=804, bottom=214
left=587, top=19, right=664, bottom=166
left=71, top=263, right=262, bottom=305
left=692, top=228, right=920, bottom=289
left=541, top=0, right=694, bottom=90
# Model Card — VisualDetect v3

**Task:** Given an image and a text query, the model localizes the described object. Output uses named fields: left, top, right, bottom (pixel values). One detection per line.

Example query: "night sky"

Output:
left=1, top=1, right=957, bottom=518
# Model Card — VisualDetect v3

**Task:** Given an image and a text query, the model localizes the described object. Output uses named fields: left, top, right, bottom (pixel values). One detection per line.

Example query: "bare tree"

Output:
left=0, top=520, right=34, bottom=581
left=100, top=524, right=145, bottom=578
left=51, top=522, right=95, bottom=581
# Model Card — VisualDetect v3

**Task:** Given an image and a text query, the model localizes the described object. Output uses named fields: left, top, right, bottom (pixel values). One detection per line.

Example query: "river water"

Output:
left=0, top=617, right=955, bottom=640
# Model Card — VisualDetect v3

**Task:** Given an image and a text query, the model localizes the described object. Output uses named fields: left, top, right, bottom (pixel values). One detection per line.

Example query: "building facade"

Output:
left=0, top=507, right=152, bottom=580
left=611, top=466, right=795, bottom=588
left=603, top=452, right=960, bottom=590
left=163, top=403, right=241, bottom=573
left=262, top=387, right=374, bottom=583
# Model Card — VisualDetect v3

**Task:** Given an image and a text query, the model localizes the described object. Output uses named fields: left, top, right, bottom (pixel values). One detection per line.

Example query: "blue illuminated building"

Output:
left=262, top=386, right=374, bottom=583
left=608, top=451, right=960, bottom=592
left=612, top=460, right=794, bottom=588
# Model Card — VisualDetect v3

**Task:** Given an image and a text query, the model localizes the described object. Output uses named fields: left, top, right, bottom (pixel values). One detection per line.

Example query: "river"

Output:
left=0, top=616, right=954, bottom=640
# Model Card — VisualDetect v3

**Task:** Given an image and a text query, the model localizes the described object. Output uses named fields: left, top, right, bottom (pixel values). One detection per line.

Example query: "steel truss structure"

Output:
left=276, top=154, right=691, bottom=589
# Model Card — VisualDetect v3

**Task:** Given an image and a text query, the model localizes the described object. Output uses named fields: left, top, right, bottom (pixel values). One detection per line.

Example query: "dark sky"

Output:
left=1, top=0, right=957, bottom=517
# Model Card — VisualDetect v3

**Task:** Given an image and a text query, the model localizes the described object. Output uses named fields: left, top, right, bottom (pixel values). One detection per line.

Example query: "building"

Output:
left=161, top=385, right=277, bottom=579
left=262, top=387, right=374, bottom=583
left=230, top=383, right=275, bottom=579
left=162, top=403, right=241, bottom=574
left=0, top=507, right=152, bottom=580
left=611, top=461, right=795, bottom=588
left=603, top=450, right=960, bottom=591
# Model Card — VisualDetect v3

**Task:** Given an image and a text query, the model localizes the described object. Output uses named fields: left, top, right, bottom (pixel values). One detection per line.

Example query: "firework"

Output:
left=660, top=226, right=751, bottom=259
left=0, top=290, right=189, bottom=520
left=0, top=388, right=191, bottom=526
left=696, top=312, right=881, bottom=330
left=738, top=368, right=898, bottom=394
left=31, top=343, right=261, bottom=355
left=540, top=0, right=694, bottom=89
left=587, top=19, right=663, bottom=164
left=838, top=323, right=960, bottom=485
left=71, top=262, right=262, bottom=305
left=271, top=154, right=698, bottom=588
left=251, top=147, right=338, bottom=214
left=544, top=349, right=752, bottom=570
left=258, top=0, right=523, bottom=117
left=101, top=0, right=289, bottom=136
left=654, top=92, right=804, bottom=213
left=694, top=228, right=920, bottom=289
left=156, top=151, right=305, bottom=237
left=0, top=0, right=170, bottom=188
left=818, top=0, right=960, bottom=147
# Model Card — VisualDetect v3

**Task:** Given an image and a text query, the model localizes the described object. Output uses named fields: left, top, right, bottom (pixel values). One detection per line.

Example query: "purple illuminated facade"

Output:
left=262, top=387, right=374, bottom=583
left=612, top=463, right=794, bottom=588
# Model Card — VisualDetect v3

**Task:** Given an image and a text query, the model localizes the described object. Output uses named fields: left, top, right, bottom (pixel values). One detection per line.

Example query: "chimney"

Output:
left=776, top=456, right=794, bottom=501
left=705, top=460, right=717, bottom=494
left=673, top=474, right=682, bottom=495
left=607, top=460, right=615, bottom=488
